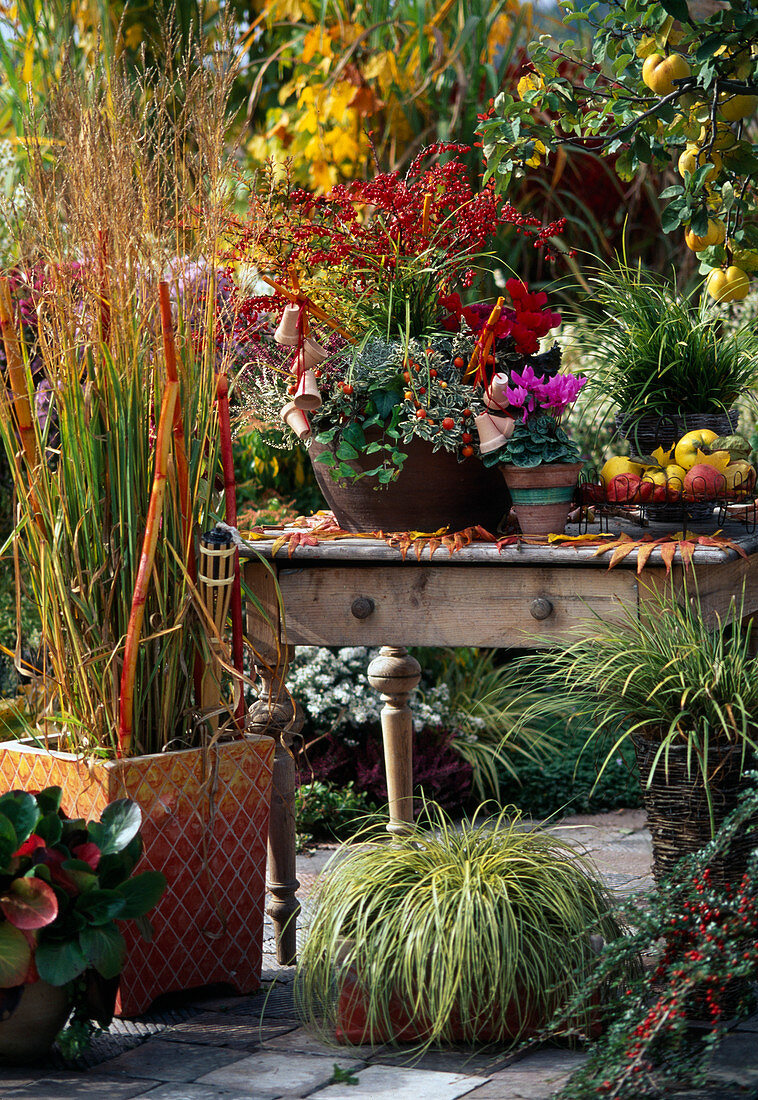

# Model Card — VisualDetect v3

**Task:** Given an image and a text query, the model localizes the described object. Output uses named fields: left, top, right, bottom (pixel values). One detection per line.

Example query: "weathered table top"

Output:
left=240, top=518, right=758, bottom=649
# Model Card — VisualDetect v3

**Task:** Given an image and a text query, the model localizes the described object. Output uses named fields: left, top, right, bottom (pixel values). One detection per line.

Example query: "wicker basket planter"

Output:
left=633, top=735, right=755, bottom=888
left=0, top=736, right=275, bottom=1015
left=615, top=410, right=739, bottom=461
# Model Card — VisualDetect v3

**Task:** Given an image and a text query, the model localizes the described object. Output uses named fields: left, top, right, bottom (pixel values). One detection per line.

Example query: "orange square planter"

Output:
left=0, top=735, right=275, bottom=1015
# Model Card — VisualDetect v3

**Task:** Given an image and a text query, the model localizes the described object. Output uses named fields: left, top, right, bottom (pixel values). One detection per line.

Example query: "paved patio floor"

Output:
left=3, top=810, right=757, bottom=1100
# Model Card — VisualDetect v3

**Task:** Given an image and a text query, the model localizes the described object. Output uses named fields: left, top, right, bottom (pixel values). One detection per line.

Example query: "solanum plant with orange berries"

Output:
left=232, top=147, right=568, bottom=484
left=478, top=0, right=758, bottom=302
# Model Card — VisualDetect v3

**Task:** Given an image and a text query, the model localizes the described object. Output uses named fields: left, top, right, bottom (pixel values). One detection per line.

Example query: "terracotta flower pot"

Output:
left=501, top=462, right=583, bottom=536
left=308, top=435, right=511, bottom=534
left=0, top=735, right=275, bottom=1016
left=0, top=981, right=71, bottom=1063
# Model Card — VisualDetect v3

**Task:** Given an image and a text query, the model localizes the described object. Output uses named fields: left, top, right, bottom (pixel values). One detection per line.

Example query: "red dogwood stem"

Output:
left=158, top=281, right=202, bottom=705
left=216, top=372, right=245, bottom=726
left=118, top=379, right=179, bottom=757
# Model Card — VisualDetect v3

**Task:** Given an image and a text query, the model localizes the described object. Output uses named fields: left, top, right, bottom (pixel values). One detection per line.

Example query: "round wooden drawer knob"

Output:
left=351, top=596, right=375, bottom=620
left=530, top=597, right=554, bottom=621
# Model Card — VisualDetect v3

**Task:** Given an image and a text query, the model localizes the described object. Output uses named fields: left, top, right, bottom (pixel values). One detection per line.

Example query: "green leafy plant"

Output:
left=0, top=786, right=165, bottom=1019
left=573, top=262, right=758, bottom=426
left=295, top=781, right=379, bottom=851
left=294, top=802, right=624, bottom=1050
left=547, top=778, right=758, bottom=1099
left=508, top=573, right=758, bottom=829
left=489, top=413, right=581, bottom=467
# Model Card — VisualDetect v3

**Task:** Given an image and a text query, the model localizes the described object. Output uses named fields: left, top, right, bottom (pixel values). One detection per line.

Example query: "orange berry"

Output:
left=463, top=408, right=472, bottom=417
left=404, top=390, right=413, bottom=400
left=403, top=371, right=411, bottom=382
left=462, top=445, right=474, bottom=457
left=287, top=384, right=296, bottom=395
left=454, top=356, right=464, bottom=368
left=440, top=381, right=448, bottom=389
left=418, top=386, right=426, bottom=394
left=416, top=408, right=427, bottom=419
left=430, top=369, right=437, bottom=378
left=343, top=384, right=354, bottom=395
left=442, top=417, right=455, bottom=430
left=462, top=432, right=472, bottom=443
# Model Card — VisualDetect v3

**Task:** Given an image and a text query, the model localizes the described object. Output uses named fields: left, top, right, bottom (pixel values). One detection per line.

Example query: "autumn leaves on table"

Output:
left=232, top=145, right=575, bottom=486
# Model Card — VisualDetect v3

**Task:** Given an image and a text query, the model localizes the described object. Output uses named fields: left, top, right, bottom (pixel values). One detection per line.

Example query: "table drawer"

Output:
left=275, top=564, right=637, bottom=648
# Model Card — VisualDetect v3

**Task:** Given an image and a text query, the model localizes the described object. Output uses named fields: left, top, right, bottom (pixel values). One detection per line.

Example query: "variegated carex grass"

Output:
left=295, top=803, right=624, bottom=1050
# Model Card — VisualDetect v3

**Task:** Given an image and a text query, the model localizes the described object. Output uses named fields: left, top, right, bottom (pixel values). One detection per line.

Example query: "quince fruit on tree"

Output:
left=706, top=265, right=750, bottom=302
left=717, top=92, right=758, bottom=122
left=642, top=52, right=691, bottom=96
left=678, top=144, right=722, bottom=184
left=684, top=218, right=726, bottom=251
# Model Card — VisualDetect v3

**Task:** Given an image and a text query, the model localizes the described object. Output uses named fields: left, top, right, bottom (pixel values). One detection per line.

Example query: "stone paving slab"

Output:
left=89, top=1040, right=243, bottom=1083
left=162, top=1014, right=299, bottom=1049
left=132, top=1086, right=277, bottom=1100
left=261, top=1026, right=387, bottom=1060
left=196, top=1051, right=364, bottom=1099
left=462, top=1048, right=588, bottom=1100
left=3, top=1074, right=161, bottom=1099
left=314, top=1064, right=487, bottom=1100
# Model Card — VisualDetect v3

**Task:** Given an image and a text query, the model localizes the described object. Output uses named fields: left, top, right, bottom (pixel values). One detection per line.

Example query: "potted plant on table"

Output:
left=294, top=803, right=624, bottom=1049
left=575, top=263, right=758, bottom=459
left=478, top=361, right=587, bottom=536
left=232, top=146, right=568, bottom=533
left=0, top=55, right=275, bottom=1014
left=0, top=787, right=165, bottom=1062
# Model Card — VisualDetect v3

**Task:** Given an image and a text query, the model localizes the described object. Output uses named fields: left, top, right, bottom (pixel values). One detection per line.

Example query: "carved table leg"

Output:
left=248, top=645, right=303, bottom=966
left=367, top=646, right=421, bottom=836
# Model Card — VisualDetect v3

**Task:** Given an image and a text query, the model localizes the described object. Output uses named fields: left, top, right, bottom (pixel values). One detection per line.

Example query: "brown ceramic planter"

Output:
left=0, top=981, right=71, bottom=1063
left=500, top=462, right=583, bottom=536
left=309, top=436, right=511, bottom=534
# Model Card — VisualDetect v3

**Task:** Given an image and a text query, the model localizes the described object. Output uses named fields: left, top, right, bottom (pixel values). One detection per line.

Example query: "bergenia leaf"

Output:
left=0, top=877, right=58, bottom=930
left=87, top=800, right=142, bottom=856
left=0, top=921, right=32, bottom=987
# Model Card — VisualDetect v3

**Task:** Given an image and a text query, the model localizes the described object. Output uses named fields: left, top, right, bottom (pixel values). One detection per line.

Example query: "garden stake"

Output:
left=465, top=296, right=504, bottom=384
left=118, top=378, right=179, bottom=757
left=261, top=275, right=355, bottom=342
left=216, top=372, right=246, bottom=727
left=159, top=280, right=203, bottom=705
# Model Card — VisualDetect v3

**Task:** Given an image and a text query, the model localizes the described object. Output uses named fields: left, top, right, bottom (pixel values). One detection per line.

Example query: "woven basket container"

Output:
left=633, top=735, right=755, bottom=888
left=615, top=410, right=739, bottom=461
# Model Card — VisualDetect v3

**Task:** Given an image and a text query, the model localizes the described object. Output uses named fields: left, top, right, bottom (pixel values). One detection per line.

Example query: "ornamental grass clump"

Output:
left=295, top=803, right=623, bottom=1050
left=509, top=574, right=758, bottom=831
left=0, top=45, right=240, bottom=756
left=574, top=261, right=758, bottom=423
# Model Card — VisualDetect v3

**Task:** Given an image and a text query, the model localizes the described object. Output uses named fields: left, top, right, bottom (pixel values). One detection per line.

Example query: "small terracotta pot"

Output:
left=484, top=373, right=510, bottom=411
left=281, top=400, right=311, bottom=440
left=475, top=410, right=515, bottom=454
left=274, top=303, right=303, bottom=346
left=292, top=338, right=328, bottom=373
left=501, top=462, right=583, bottom=536
left=293, top=369, right=322, bottom=412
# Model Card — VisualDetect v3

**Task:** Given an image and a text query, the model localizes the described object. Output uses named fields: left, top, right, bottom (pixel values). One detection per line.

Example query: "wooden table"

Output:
left=241, top=519, right=758, bottom=963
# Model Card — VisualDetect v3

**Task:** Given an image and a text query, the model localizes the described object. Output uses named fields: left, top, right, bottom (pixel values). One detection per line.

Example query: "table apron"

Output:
left=272, top=563, right=639, bottom=648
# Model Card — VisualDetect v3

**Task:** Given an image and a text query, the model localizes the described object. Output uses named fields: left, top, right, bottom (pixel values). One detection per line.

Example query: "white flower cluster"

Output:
left=286, top=646, right=480, bottom=736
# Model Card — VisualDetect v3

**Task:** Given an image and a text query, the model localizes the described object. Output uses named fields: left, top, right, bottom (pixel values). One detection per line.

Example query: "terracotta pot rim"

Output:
left=2, top=733, right=272, bottom=764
